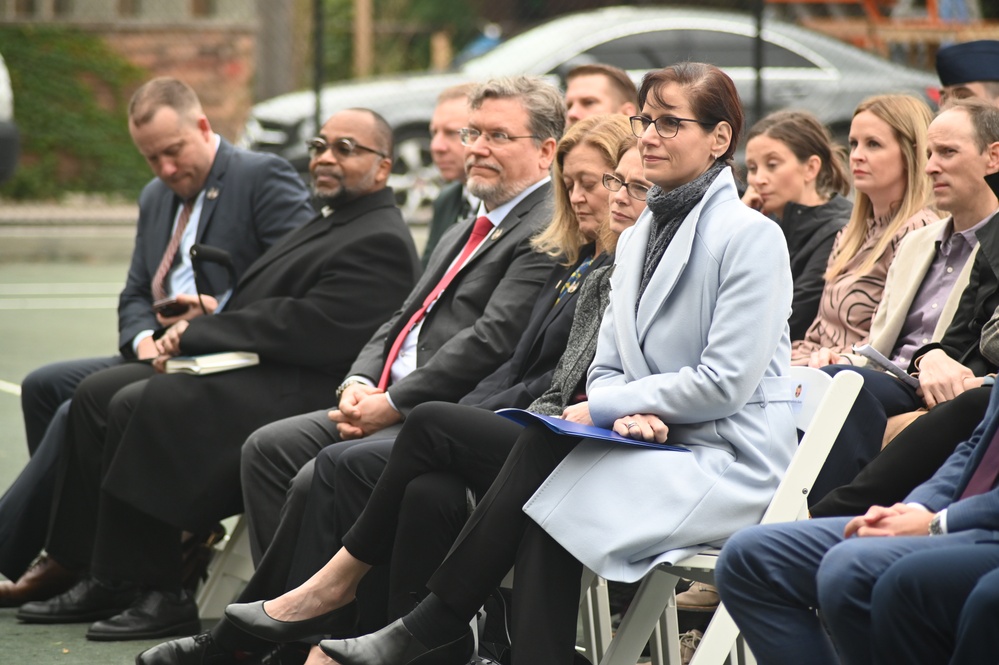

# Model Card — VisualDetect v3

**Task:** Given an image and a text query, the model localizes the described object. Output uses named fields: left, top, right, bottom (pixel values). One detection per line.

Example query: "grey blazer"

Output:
left=347, top=182, right=557, bottom=415
left=524, top=168, right=799, bottom=582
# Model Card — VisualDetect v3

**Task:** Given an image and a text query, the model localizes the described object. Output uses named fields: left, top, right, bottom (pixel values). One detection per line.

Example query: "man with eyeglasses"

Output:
left=0, top=77, right=314, bottom=609
left=11, top=107, right=421, bottom=641
left=131, top=76, right=563, bottom=663
left=422, top=84, right=477, bottom=267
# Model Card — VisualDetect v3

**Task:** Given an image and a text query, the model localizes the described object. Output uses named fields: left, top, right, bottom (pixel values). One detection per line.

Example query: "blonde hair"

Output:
left=825, top=94, right=934, bottom=281
left=532, top=114, right=633, bottom=265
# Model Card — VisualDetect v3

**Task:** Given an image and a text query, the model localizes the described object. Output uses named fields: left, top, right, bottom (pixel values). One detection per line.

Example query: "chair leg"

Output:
left=599, top=570, right=679, bottom=665
left=687, top=604, right=740, bottom=665
left=195, top=516, right=253, bottom=619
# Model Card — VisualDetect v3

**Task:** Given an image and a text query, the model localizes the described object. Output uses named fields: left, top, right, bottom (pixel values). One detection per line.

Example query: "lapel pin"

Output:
left=206, top=187, right=219, bottom=200
left=491, top=228, right=503, bottom=241
left=321, top=205, right=333, bottom=217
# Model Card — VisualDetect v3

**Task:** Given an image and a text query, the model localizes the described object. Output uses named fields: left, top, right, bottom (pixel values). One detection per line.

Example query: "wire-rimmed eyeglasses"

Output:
left=458, top=128, right=540, bottom=147
left=306, top=137, right=387, bottom=160
left=602, top=173, right=650, bottom=201
left=629, top=115, right=715, bottom=139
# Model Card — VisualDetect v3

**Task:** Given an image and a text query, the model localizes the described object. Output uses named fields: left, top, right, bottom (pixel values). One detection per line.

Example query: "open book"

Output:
left=164, top=351, right=260, bottom=376
left=495, top=409, right=690, bottom=452
left=852, top=344, right=919, bottom=388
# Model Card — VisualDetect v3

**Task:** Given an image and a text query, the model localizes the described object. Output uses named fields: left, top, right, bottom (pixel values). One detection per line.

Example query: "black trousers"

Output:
left=45, top=361, right=183, bottom=588
left=320, top=402, right=523, bottom=620
left=811, top=366, right=922, bottom=505
left=810, top=386, right=991, bottom=517
left=418, top=421, right=584, bottom=665
left=0, top=356, right=124, bottom=578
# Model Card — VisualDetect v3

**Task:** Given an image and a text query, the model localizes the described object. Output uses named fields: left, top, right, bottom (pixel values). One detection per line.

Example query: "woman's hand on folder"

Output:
left=560, top=402, right=593, bottom=425
left=612, top=413, right=669, bottom=444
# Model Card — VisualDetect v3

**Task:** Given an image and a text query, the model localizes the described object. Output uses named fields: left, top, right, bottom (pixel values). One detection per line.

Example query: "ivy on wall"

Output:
left=0, top=25, right=150, bottom=200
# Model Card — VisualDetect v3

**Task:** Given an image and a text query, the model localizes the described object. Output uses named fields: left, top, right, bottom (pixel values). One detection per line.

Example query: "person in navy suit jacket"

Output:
left=0, top=77, right=311, bottom=606
left=716, top=375, right=999, bottom=665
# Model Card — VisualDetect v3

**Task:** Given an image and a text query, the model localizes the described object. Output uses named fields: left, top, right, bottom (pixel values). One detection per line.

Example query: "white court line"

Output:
left=0, top=283, right=120, bottom=295
left=0, top=379, right=21, bottom=396
left=0, top=297, right=118, bottom=310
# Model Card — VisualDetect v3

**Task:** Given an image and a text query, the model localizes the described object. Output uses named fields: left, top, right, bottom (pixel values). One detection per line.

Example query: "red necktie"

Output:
left=151, top=198, right=195, bottom=301
left=377, top=216, right=493, bottom=390
left=960, top=427, right=999, bottom=499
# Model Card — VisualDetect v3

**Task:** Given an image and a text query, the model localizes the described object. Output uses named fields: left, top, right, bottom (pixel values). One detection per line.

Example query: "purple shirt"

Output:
left=891, top=214, right=992, bottom=366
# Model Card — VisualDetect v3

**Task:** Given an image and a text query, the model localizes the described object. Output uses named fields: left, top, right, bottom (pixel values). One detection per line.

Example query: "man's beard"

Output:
left=466, top=158, right=534, bottom=209
left=311, top=165, right=377, bottom=208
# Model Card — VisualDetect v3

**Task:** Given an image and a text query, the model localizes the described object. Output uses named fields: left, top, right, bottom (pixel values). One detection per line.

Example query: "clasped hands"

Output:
left=147, top=294, right=218, bottom=371
left=329, top=383, right=402, bottom=440
left=844, top=503, right=935, bottom=538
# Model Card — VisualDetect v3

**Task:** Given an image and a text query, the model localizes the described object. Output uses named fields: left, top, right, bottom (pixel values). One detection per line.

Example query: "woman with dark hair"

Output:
left=742, top=110, right=852, bottom=339
left=230, top=63, right=798, bottom=665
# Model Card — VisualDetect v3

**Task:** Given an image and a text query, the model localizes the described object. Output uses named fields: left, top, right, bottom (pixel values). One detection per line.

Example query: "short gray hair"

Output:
left=469, top=76, right=566, bottom=145
left=947, top=98, right=999, bottom=151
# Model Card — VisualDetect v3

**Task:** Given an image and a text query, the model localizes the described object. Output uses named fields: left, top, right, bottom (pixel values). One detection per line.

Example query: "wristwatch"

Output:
left=336, top=378, right=366, bottom=401
left=928, top=513, right=944, bottom=536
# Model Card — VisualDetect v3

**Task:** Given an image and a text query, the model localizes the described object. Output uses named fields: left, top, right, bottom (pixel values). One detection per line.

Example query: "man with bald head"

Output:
left=12, top=107, right=420, bottom=642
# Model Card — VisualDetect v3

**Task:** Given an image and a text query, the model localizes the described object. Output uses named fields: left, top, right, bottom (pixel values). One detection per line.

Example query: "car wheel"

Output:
left=388, top=126, right=441, bottom=225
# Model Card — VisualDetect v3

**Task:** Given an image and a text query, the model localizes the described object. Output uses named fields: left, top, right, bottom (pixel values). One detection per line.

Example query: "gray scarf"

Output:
left=637, top=161, right=726, bottom=308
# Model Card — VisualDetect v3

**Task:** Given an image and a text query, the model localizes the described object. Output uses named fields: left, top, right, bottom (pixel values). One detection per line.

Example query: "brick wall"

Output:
left=100, top=26, right=256, bottom=142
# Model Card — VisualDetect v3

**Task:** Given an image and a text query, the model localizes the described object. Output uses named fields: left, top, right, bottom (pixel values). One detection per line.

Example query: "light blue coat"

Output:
left=523, top=168, right=798, bottom=582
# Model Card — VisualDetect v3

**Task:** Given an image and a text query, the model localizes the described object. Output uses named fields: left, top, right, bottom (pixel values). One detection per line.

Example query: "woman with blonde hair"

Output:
left=792, top=94, right=938, bottom=365
left=743, top=109, right=852, bottom=339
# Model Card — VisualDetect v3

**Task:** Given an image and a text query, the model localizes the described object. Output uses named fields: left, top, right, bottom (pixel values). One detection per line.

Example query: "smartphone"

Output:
left=153, top=297, right=190, bottom=318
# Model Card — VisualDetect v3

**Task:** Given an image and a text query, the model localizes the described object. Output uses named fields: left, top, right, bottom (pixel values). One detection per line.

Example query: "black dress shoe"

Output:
left=135, top=632, right=236, bottom=665
left=87, top=589, right=201, bottom=641
left=224, top=599, right=358, bottom=643
left=16, top=575, right=139, bottom=624
left=319, top=619, right=473, bottom=665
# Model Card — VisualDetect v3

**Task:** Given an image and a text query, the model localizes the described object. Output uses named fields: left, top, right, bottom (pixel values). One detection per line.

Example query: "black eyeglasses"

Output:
left=306, top=137, right=387, bottom=159
left=458, top=128, right=540, bottom=147
left=602, top=173, right=650, bottom=201
left=629, top=115, right=715, bottom=139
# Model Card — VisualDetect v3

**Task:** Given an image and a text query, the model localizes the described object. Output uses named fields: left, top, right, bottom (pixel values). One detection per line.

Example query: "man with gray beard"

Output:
left=11, top=108, right=421, bottom=641
left=134, top=76, right=563, bottom=664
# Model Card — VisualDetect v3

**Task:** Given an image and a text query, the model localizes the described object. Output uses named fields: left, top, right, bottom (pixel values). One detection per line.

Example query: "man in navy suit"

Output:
left=0, top=77, right=312, bottom=606
left=716, top=381, right=999, bottom=665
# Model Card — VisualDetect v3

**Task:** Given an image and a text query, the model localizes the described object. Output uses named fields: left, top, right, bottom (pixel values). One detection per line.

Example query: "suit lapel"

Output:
left=194, top=138, right=234, bottom=243
left=613, top=212, right=653, bottom=378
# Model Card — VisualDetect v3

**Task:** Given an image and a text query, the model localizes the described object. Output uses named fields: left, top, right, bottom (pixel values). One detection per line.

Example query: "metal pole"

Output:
left=754, top=0, right=765, bottom=126
left=313, top=0, right=324, bottom=135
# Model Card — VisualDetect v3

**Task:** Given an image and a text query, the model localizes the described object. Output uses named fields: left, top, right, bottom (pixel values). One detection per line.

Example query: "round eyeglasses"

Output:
left=307, top=137, right=387, bottom=160
left=629, top=115, right=715, bottom=139
left=458, top=128, right=540, bottom=147
left=602, top=173, right=650, bottom=201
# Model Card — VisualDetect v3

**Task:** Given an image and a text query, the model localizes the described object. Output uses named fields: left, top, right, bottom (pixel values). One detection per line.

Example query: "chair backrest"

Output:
left=760, top=367, right=864, bottom=524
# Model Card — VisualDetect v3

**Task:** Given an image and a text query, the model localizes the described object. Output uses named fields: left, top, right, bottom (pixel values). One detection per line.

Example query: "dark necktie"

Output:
left=151, top=197, right=195, bottom=301
left=959, top=426, right=999, bottom=499
left=377, top=216, right=494, bottom=390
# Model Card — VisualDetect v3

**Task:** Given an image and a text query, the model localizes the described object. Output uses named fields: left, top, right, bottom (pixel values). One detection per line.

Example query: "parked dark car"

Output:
left=241, top=6, right=937, bottom=221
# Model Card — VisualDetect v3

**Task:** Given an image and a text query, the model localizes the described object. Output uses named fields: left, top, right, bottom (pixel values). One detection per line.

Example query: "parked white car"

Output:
left=242, top=6, right=938, bottom=221
left=0, top=51, right=18, bottom=184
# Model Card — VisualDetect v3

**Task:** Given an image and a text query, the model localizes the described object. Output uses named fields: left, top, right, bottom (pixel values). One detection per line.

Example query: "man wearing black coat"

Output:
left=12, top=108, right=421, bottom=642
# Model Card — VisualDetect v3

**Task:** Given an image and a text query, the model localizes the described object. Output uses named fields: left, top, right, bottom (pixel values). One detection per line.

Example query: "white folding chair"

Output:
left=598, top=367, right=864, bottom=665
left=195, top=515, right=254, bottom=619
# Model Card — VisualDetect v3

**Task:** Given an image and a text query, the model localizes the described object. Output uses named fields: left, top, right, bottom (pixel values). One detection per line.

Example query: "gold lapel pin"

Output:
left=206, top=187, right=220, bottom=200
left=491, top=228, right=503, bottom=241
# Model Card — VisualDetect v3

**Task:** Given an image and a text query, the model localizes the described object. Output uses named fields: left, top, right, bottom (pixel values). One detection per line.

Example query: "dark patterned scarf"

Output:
left=637, top=161, right=726, bottom=309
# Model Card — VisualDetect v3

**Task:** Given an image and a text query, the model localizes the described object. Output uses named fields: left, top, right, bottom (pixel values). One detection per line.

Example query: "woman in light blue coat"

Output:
left=299, top=63, right=797, bottom=665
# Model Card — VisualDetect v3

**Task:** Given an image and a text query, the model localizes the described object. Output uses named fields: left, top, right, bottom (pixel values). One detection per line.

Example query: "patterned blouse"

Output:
left=791, top=206, right=939, bottom=363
